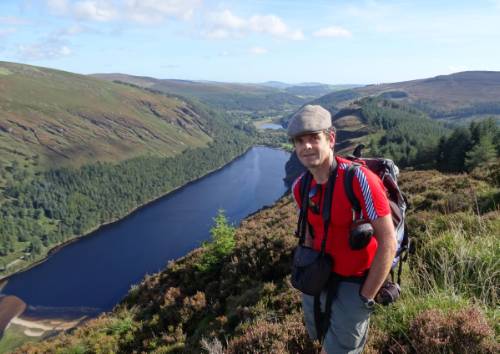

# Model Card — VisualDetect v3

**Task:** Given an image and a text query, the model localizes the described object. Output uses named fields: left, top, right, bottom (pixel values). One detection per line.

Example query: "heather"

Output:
left=15, top=162, right=499, bottom=353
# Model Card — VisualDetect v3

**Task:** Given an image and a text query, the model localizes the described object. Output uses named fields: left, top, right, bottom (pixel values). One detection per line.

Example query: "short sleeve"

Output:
left=291, top=173, right=305, bottom=209
left=352, top=166, right=391, bottom=221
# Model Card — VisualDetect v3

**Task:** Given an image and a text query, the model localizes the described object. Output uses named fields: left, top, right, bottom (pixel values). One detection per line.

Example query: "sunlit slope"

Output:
left=92, top=73, right=307, bottom=112
left=14, top=164, right=499, bottom=353
left=0, top=61, right=212, bottom=169
left=313, top=71, right=500, bottom=122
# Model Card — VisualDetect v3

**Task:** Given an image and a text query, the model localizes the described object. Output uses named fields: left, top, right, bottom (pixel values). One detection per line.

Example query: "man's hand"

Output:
left=360, top=214, right=396, bottom=299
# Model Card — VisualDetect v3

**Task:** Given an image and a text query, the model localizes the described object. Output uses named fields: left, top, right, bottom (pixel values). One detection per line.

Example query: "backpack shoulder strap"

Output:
left=295, top=171, right=312, bottom=244
left=344, top=163, right=361, bottom=213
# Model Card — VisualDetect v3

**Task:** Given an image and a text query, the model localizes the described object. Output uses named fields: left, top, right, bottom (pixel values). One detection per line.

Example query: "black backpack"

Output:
left=343, top=147, right=410, bottom=285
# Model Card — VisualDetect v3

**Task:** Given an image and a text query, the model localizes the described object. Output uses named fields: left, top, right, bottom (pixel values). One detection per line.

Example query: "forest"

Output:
left=361, top=98, right=500, bottom=171
left=0, top=106, right=267, bottom=274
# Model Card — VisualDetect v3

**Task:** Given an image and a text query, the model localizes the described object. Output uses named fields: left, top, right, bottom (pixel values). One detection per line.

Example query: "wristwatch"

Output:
left=359, top=294, right=376, bottom=309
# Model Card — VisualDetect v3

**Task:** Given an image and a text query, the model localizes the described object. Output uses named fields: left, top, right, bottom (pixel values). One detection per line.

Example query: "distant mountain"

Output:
left=0, top=61, right=216, bottom=171
left=284, top=84, right=360, bottom=98
left=91, top=75, right=359, bottom=116
left=92, top=74, right=307, bottom=115
left=311, top=71, right=500, bottom=123
left=259, top=81, right=292, bottom=89
left=257, top=81, right=361, bottom=98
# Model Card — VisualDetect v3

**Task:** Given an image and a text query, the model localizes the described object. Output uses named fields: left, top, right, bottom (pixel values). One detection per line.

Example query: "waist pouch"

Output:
left=291, top=245, right=333, bottom=296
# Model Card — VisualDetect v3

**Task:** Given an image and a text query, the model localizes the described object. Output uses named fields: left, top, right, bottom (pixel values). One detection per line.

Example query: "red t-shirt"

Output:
left=292, top=156, right=391, bottom=277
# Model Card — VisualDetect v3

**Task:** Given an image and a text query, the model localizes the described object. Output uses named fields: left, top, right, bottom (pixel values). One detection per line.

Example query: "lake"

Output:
left=1, top=146, right=290, bottom=318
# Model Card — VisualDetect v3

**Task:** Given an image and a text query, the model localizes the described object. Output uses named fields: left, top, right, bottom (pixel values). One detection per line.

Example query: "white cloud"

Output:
left=73, top=1, right=118, bottom=22
left=44, top=0, right=201, bottom=23
left=209, top=9, right=246, bottom=30
left=250, top=46, right=268, bottom=55
left=313, top=26, right=351, bottom=38
left=46, top=0, right=69, bottom=14
left=248, top=15, right=286, bottom=35
left=17, top=38, right=72, bottom=60
left=124, top=0, right=202, bottom=23
left=205, top=10, right=304, bottom=40
left=248, top=15, right=304, bottom=40
left=60, top=45, right=72, bottom=56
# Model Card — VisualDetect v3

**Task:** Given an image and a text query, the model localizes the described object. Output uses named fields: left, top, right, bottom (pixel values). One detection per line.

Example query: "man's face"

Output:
left=293, top=131, right=335, bottom=169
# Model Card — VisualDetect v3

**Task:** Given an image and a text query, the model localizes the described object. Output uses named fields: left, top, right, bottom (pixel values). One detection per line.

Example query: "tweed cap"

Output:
left=287, top=104, right=332, bottom=138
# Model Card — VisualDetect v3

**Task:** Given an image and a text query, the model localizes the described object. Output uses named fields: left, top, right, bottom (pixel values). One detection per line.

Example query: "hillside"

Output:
left=91, top=74, right=336, bottom=117
left=14, top=163, right=499, bottom=353
left=0, top=61, right=270, bottom=278
left=281, top=96, right=451, bottom=169
left=312, top=71, right=500, bottom=123
left=257, top=81, right=360, bottom=98
left=0, top=61, right=215, bottom=173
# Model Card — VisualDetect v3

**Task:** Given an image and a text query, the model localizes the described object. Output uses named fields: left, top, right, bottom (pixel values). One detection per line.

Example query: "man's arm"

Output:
left=360, top=214, right=396, bottom=299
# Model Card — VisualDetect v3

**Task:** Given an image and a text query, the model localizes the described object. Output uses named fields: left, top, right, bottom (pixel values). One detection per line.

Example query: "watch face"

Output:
left=364, top=299, right=375, bottom=309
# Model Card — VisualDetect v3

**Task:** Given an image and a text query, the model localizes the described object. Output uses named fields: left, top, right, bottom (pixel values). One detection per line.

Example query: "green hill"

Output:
left=91, top=74, right=313, bottom=117
left=0, top=61, right=215, bottom=174
left=12, top=164, right=499, bottom=353
left=0, top=61, right=264, bottom=278
left=311, top=71, right=500, bottom=124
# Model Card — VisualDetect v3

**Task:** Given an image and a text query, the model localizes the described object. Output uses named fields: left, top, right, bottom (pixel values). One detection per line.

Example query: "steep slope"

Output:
left=0, top=61, right=260, bottom=279
left=312, top=71, right=500, bottom=123
left=0, top=61, right=213, bottom=171
left=13, top=164, right=499, bottom=353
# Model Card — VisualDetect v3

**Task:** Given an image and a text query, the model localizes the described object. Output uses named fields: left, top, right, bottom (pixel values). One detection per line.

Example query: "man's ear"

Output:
left=329, top=131, right=335, bottom=148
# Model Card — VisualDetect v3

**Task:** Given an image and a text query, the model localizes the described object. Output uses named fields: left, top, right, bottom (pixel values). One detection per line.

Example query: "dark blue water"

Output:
left=1, top=147, right=289, bottom=316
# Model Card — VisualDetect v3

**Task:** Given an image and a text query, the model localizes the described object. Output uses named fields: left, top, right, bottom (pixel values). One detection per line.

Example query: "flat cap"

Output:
left=287, top=104, right=332, bottom=137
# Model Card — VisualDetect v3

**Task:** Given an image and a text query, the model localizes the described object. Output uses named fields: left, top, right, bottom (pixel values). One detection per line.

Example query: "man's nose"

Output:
left=305, top=141, right=313, bottom=149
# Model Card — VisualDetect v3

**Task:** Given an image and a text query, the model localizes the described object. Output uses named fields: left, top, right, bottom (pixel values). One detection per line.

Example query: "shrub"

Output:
left=196, top=211, right=236, bottom=272
left=225, top=313, right=318, bottom=354
left=409, top=307, right=497, bottom=353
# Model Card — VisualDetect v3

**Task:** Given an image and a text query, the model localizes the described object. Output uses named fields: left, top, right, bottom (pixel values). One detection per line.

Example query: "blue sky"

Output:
left=1, top=0, right=499, bottom=84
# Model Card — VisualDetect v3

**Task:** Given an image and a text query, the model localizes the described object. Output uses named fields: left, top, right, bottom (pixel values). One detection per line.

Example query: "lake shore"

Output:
left=0, top=145, right=281, bottom=282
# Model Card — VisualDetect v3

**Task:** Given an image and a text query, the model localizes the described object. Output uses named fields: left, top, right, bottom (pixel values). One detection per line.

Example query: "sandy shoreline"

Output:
left=10, top=316, right=84, bottom=337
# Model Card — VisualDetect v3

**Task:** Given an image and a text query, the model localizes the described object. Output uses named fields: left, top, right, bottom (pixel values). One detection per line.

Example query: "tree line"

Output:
left=361, top=98, right=500, bottom=172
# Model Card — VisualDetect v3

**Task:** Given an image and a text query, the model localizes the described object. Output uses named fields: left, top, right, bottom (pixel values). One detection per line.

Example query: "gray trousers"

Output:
left=302, top=281, right=373, bottom=353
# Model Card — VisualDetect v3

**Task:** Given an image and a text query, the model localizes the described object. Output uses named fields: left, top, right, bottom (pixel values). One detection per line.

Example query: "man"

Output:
left=289, top=105, right=396, bottom=353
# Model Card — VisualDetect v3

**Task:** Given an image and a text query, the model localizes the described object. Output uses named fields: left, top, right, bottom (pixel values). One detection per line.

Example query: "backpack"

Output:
left=344, top=146, right=410, bottom=285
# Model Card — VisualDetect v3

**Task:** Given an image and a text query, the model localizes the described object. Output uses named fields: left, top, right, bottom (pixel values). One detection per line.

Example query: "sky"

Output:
left=1, top=0, right=500, bottom=84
